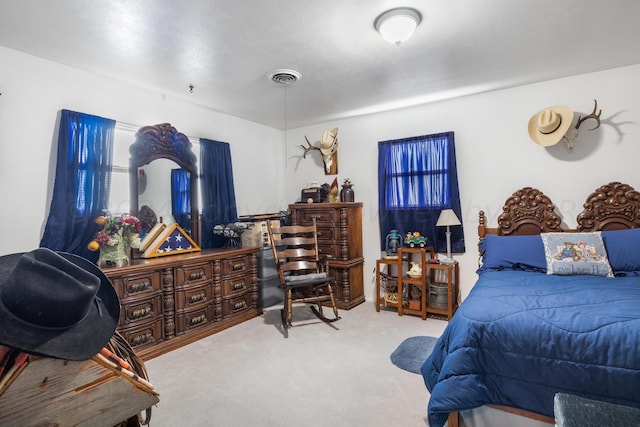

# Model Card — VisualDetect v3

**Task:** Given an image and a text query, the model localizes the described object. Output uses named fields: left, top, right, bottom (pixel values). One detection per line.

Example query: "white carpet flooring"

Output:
left=144, top=301, right=448, bottom=427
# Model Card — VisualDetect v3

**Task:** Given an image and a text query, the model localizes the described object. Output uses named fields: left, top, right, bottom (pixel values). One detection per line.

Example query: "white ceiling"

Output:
left=1, top=0, right=639, bottom=130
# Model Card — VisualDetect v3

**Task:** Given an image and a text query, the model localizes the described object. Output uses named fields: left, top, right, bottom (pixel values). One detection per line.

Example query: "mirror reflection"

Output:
left=128, top=123, right=200, bottom=245
left=138, top=159, right=178, bottom=223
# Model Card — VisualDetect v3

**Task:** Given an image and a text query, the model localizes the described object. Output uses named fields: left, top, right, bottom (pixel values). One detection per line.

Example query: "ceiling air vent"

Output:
left=269, top=69, right=302, bottom=85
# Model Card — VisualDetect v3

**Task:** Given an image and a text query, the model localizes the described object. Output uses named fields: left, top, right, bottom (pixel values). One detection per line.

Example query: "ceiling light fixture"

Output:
left=374, top=7, right=422, bottom=46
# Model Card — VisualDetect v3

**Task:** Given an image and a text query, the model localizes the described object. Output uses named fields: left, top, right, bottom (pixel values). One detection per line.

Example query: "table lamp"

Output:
left=436, top=209, right=461, bottom=264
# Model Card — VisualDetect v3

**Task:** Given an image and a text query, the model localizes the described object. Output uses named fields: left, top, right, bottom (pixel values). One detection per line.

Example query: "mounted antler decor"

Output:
left=528, top=99, right=602, bottom=150
left=300, top=128, right=338, bottom=175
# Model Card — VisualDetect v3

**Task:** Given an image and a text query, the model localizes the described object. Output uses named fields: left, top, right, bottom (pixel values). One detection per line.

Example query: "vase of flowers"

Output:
left=88, top=211, right=141, bottom=268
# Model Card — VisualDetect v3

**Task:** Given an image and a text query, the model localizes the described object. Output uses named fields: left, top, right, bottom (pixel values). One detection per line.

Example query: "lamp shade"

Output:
left=374, top=8, right=422, bottom=46
left=436, top=209, right=461, bottom=227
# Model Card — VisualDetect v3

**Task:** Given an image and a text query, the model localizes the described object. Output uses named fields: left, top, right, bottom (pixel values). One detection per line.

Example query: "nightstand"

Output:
left=375, top=258, right=400, bottom=312
left=397, top=247, right=430, bottom=319
left=425, top=261, right=459, bottom=320
left=375, top=247, right=434, bottom=319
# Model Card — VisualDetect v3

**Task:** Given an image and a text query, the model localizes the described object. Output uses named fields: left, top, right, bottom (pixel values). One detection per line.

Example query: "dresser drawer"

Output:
left=119, top=317, right=164, bottom=351
left=112, top=271, right=162, bottom=300
left=221, top=255, right=251, bottom=276
left=315, top=226, right=341, bottom=242
left=222, top=294, right=253, bottom=318
left=318, top=244, right=341, bottom=260
left=175, top=282, right=213, bottom=311
left=120, top=293, right=164, bottom=326
left=175, top=262, right=212, bottom=286
left=222, top=274, right=252, bottom=298
left=295, top=208, right=339, bottom=227
left=176, top=303, right=214, bottom=334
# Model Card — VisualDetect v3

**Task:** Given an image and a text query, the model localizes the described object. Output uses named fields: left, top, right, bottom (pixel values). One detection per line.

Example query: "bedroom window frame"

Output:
left=381, top=134, right=451, bottom=209
left=378, top=131, right=465, bottom=254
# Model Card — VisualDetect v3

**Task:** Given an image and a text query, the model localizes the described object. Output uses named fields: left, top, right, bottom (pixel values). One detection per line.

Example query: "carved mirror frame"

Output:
left=129, top=123, right=200, bottom=245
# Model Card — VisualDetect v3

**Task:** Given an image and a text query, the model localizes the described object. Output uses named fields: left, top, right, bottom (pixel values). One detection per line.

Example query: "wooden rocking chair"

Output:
left=267, top=218, right=340, bottom=329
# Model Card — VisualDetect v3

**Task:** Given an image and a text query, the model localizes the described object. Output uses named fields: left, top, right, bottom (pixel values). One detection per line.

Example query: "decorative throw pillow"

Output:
left=478, top=234, right=547, bottom=273
left=541, top=232, right=613, bottom=277
left=602, top=228, right=640, bottom=276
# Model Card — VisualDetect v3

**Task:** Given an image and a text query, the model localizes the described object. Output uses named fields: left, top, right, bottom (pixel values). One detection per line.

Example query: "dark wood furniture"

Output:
left=288, top=202, right=365, bottom=309
left=129, top=123, right=201, bottom=245
left=102, top=247, right=260, bottom=360
left=478, top=186, right=562, bottom=238
left=448, top=181, right=640, bottom=427
left=266, top=218, right=340, bottom=331
left=397, top=247, right=430, bottom=319
left=576, top=181, right=640, bottom=231
left=375, top=247, right=457, bottom=321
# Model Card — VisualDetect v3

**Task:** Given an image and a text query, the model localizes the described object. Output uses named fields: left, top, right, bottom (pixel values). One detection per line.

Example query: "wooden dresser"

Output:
left=102, top=247, right=260, bottom=360
left=288, top=202, right=365, bottom=309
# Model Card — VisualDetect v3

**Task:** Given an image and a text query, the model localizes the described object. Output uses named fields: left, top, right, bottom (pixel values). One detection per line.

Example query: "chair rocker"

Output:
left=267, top=218, right=340, bottom=329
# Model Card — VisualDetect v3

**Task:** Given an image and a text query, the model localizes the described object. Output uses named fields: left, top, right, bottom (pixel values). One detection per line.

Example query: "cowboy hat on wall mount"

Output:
left=0, top=248, right=120, bottom=361
left=301, top=127, right=339, bottom=175
left=528, top=100, right=602, bottom=150
left=528, top=105, right=574, bottom=147
left=319, top=127, right=339, bottom=174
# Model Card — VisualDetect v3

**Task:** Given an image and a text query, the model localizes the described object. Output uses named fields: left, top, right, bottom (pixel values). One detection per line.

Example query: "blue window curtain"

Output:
left=199, top=138, right=238, bottom=249
left=378, top=131, right=465, bottom=255
left=40, top=109, right=115, bottom=262
left=171, top=168, right=192, bottom=234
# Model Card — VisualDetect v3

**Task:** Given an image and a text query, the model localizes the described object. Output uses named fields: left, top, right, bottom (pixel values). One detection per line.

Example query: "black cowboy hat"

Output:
left=0, top=248, right=120, bottom=361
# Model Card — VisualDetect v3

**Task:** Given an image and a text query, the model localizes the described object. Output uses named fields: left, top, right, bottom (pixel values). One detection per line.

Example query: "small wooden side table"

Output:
left=397, top=247, right=435, bottom=320
left=375, top=258, right=400, bottom=312
left=425, top=261, right=459, bottom=320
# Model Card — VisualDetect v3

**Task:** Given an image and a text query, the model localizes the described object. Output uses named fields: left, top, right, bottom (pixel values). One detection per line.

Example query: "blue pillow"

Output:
left=602, top=228, right=640, bottom=276
left=478, top=234, right=547, bottom=273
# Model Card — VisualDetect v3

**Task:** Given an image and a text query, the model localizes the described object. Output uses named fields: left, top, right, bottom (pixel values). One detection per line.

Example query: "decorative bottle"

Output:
left=340, top=178, right=355, bottom=202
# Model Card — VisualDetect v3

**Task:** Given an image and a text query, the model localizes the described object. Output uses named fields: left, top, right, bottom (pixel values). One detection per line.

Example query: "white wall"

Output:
left=0, top=45, right=285, bottom=255
left=2, top=43, right=639, bottom=302
left=284, top=64, right=640, bottom=301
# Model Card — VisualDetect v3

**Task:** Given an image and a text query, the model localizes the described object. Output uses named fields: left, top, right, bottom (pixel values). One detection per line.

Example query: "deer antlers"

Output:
left=575, top=99, right=602, bottom=131
left=562, top=99, right=602, bottom=150
left=300, top=136, right=321, bottom=158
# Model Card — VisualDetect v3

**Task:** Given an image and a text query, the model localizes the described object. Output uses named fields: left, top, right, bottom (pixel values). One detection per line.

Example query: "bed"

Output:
left=421, top=182, right=640, bottom=427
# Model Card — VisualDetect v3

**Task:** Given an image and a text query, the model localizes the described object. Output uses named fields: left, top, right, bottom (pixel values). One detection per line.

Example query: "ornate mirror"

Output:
left=129, top=123, right=200, bottom=245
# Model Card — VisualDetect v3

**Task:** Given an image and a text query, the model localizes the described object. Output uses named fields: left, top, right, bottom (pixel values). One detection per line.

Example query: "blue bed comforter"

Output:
left=421, top=270, right=640, bottom=427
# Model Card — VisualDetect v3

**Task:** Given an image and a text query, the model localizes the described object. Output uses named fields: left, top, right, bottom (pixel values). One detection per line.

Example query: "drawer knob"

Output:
left=189, top=271, right=205, bottom=280
left=190, top=292, right=206, bottom=303
left=233, top=301, right=247, bottom=310
left=130, top=281, right=151, bottom=292
left=232, top=263, right=244, bottom=271
left=233, top=282, right=245, bottom=291
left=132, top=332, right=152, bottom=346
left=190, top=314, right=206, bottom=325
left=131, top=306, right=151, bottom=319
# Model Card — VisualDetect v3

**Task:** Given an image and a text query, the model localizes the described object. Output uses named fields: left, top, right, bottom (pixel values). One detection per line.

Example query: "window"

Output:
left=382, top=134, right=451, bottom=209
left=378, top=131, right=464, bottom=254
left=40, top=109, right=115, bottom=260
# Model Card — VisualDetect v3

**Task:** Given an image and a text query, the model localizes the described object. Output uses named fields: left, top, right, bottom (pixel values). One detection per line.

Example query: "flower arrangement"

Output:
left=88, top=211, right=142, bottom=251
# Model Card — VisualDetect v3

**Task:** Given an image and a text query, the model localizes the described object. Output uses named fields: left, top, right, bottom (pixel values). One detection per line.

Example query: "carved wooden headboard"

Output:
left=478, top=182, right=640, bottom=240
left=478, top=187, right=562, bottom=239
left=576, top=182, right=640, bottom=231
